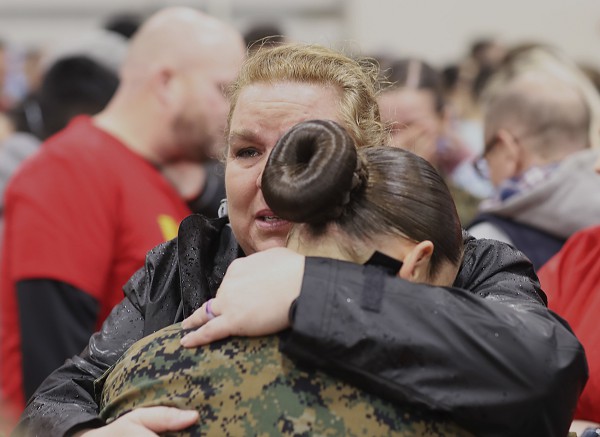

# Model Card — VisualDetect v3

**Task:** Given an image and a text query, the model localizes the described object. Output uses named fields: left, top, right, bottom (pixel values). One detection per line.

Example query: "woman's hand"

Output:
left=180, top=248, right=305, bottom=347
left=73, top=407, right=199, bottom=436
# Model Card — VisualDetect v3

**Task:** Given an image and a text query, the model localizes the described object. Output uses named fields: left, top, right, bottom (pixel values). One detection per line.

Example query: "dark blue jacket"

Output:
left=469, top=213, right=566, bottom=270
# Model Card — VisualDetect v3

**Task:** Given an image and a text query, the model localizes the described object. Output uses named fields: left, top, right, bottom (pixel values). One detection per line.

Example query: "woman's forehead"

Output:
left=236, top=82, right=340, bottom=108
left=231, top=82, right=342, bottom=131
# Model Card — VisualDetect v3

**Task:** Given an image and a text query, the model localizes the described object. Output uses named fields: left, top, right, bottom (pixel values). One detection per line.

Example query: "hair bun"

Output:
left=262, top=119, right=364, bottom=225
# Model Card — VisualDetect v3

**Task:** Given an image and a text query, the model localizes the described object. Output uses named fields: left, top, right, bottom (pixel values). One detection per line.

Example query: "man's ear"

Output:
left=398, top=240, right=434, bottom=282
left=155, top=67, right=180, bottom=109
left=495, top=128, right=523, bottom=173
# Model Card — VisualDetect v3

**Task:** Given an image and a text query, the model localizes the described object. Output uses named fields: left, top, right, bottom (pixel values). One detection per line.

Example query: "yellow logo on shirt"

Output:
left=157, top=215, right=179, bottom=241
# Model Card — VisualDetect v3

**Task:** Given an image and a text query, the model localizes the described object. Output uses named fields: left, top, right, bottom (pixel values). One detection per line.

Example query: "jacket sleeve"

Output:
left=281, top=237, right=587, bottom=437
left=17, top=279, right=99, bottom=402
left=14, top=240, right=181, bottom=437
left=14, top=296, right=145, bottom=436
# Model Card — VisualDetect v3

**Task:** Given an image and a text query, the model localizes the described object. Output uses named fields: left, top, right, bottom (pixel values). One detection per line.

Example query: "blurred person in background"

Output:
left=0, top=29, right=127, bottom=250
left=468, top=45, right=600, bottom=270
left=0, top=6, right=245, bottom=424
left=6, top=28, right=128, bottom=140
left=243, top=22, right=286, bottom=53
left=500, top=43, right=600, bottom=149
left=377, top=58, right=490, bottom=224
left=103, top=12, right=143, bottom=40
left=470, top=38, right=507, bottom=72
left=21, top=48, right=43, bottom=94
left=580, top=63, right=600, bottom=94
left=2, top=27, right=228, bottom=222
left=536, top=153, right=600, bottom=435
left=0, top=39, right=12, bottom=142
left=440, top=38, right=506, bottom=169
left=0, top=39, right=10, bottom=110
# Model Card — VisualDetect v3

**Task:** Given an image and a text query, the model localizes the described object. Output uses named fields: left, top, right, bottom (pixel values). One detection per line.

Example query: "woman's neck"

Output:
left=286, top=227, right=364, bottom=263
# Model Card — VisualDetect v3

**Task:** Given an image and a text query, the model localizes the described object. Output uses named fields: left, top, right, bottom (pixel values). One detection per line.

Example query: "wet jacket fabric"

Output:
left=16, top=215, right=587, bottom=437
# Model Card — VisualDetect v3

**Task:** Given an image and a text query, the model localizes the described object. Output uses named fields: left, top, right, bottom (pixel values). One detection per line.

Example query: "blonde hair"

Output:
left=482, top=44, right=600, bottom=149
left=226, top=43, right=387, bottom=148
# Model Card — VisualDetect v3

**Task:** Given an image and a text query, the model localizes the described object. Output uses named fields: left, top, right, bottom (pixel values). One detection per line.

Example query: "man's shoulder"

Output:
left=7, top=121, right=124, bottom=196
left=542, top=225, right=600, bottom=277
left=570, top=225, right=600, bottom=246
left=467, top=218, right=513, bottom=245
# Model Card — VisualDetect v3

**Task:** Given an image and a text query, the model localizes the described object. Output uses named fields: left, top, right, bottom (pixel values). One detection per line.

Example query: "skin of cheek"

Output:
left=225, top=156, right=291, bottom=255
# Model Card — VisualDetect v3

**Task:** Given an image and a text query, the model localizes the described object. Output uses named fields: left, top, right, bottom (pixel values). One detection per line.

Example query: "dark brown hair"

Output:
left=262, top=120, right=463, bottom=277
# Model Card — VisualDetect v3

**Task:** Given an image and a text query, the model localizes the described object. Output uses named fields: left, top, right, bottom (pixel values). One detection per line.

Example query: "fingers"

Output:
left=180, top=315, right=231, bottom=348
left=128, top=407, right=199, bottom=432
left=181, top=299, right=218, bottom=330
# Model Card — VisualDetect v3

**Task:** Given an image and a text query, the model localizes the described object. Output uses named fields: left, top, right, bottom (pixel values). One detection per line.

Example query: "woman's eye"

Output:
left=235, top=148, right=261, bottom=159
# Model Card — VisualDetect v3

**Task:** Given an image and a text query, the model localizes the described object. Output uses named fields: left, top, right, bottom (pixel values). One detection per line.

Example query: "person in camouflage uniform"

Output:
left=98, top=323, right=472, bottom=437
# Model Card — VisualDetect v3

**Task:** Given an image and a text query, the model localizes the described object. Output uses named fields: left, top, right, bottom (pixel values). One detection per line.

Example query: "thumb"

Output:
left=130, top=407, right=199, bottom=432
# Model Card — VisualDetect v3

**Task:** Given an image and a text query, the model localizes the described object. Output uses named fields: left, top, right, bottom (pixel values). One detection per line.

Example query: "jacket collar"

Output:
left=177, top=214, right=243, bottom=318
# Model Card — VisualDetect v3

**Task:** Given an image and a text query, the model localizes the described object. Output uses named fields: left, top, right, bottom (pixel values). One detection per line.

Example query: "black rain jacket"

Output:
left=15, top=214, right=587, bottom=437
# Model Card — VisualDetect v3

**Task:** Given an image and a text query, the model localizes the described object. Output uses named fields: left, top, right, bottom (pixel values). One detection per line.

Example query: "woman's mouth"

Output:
left=256, top=211, right=290, bottom=229
left=261, top=215, right=281, bottom=222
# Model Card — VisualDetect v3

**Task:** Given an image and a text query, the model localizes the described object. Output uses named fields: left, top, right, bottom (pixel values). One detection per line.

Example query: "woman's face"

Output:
left=225, top=81, right=342, bottom=255
left=378, top=88, right=442, bottom=165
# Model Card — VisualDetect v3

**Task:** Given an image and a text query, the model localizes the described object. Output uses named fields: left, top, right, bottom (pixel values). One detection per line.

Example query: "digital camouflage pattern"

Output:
left=97, top=323, right=473, bottom=437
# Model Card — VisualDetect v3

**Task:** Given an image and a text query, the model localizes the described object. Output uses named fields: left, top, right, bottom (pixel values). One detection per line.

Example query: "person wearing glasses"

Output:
left=467, top=49, right=600, bottom=270
left=377, top=58, right=489, bottom=226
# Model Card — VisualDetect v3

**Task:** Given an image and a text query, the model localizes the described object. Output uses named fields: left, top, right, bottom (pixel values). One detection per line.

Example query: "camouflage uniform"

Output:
left=97, top=323, right=472, bottom=436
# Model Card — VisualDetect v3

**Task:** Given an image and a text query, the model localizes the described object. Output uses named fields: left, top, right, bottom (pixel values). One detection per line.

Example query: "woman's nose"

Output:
left=256, top=166, right=264, bottom=189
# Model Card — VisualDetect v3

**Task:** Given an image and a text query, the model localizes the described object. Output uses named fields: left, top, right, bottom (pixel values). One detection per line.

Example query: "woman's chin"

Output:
left=260, top=237, right=288, bottom=252
left=244, top=236, right=289, bottom=255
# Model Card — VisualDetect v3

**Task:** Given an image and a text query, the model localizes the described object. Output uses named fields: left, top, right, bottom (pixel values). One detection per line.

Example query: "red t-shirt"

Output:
left=0, top=116, right=191, bottom=414
left=538, top=226, right=600, bottom=423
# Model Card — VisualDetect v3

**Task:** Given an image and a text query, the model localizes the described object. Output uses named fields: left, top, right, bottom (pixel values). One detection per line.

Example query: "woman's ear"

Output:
left=398, top=240, right=434, bottom=283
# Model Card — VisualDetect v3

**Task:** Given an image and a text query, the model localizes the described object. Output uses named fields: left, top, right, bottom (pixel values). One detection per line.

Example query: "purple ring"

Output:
left=206, top=298, right=217, bottom=320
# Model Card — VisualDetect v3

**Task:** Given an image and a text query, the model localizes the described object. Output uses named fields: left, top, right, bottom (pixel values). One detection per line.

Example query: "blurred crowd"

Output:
left=2, top=16, right=599, bottom=223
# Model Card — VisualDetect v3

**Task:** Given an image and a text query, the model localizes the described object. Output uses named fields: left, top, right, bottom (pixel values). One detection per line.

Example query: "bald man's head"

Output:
left=103, top=7, right=245, bottom=163
left=484, top=71, right=590, bottom=159
left=123, top=7, right=243, bottom=77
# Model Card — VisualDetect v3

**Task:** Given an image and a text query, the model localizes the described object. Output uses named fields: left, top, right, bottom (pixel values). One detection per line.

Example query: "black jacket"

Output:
left=16, top=214, right=587, bottom=437
left=469, top=212, right=566, bottom=270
